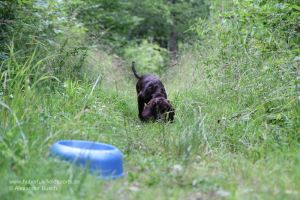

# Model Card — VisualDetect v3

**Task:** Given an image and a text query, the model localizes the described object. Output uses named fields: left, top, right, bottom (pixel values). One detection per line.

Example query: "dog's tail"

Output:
left=131, top=61, right=141, bottom=79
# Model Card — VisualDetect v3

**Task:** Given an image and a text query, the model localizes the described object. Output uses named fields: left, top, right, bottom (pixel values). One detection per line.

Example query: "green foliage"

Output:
left=126, top=0, right=172, bottom=47
left=0, top=0, right=86, bottom=49
left=76, top=0, right=142, bottom=46
left=127, top=0, right=209, bottom=47
left=0, top=42, right=58, bottom=95
left=211, top=0, right=300, bottom=54
left=0, top=0, right=89, bottom=82
left=123, top=40, right=168, bottom=74
left=187, top=0, right=300, bottom=155
left=74, top=0, right=209, bottom=50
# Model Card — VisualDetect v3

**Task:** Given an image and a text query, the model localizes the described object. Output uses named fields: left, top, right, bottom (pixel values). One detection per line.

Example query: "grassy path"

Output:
left=0, top=49, right=299, bottom=200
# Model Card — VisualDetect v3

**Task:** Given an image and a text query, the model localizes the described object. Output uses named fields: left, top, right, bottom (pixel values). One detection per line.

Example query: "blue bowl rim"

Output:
left=50, top=140, right=124, bottom=179
left=52, top=140, right=121, bottom=153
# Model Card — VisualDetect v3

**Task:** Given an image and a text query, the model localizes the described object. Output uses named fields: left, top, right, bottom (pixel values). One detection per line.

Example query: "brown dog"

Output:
left=132, top=61, right=175, bottom=121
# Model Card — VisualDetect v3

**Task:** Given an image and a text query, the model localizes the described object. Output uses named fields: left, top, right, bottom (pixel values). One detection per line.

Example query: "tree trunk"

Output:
left=169, top=29, right=177, bottom=63
left=168, top=0, right=177, bottom=65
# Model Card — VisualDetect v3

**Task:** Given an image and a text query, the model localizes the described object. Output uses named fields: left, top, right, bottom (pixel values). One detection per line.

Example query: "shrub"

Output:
left=123, top=40, right=168, bottom=75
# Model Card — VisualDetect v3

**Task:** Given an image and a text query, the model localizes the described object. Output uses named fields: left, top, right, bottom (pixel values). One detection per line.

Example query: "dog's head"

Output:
left=142, top=97, right=175, bottom=122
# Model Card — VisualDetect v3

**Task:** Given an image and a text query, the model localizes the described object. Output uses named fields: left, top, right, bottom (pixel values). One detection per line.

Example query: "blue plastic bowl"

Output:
left=50, top=140, right=124, bottom=179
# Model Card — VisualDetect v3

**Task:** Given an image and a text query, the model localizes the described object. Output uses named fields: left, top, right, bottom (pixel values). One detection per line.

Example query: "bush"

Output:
left=123, top=40, right=168, bottom=74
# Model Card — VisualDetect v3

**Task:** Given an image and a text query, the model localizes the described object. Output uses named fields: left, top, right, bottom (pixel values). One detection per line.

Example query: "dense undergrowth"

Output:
left=1, top=0, right=299, bottom=200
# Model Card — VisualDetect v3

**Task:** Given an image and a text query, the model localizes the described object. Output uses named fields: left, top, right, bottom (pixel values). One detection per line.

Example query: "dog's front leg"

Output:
left=137, top=95, right=145, bottom=120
